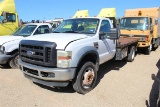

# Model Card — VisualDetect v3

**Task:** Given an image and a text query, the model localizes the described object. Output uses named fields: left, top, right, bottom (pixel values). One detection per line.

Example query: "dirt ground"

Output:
left=0, top=48, right=160, bottom=107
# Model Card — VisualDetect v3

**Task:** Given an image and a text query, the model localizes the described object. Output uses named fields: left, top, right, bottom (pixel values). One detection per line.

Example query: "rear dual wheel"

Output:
left=124, top=46, right=136, bottom=62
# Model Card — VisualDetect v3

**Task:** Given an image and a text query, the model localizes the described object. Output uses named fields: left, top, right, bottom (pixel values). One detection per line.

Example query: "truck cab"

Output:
left=0, top=0, right=19, bottom=36
left=0, top=23, right=52, bottom=68
left=120, top=7, right=160, bottom=54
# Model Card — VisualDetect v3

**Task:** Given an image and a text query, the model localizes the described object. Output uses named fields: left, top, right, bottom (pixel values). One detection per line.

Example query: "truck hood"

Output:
left=0, top=35, right=23, bottom=45
left=23, top=33, right=88, bottom=49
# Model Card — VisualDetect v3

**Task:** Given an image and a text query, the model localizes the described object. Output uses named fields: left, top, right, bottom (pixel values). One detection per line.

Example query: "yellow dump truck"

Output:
left=120, top=7, right=160, bottom=54
left=73, top=10, right=89, bottom=18
left=0, top=0, right=19, bottom=36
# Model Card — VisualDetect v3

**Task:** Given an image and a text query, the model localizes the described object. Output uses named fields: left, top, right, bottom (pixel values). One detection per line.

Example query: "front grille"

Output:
left=46, top=47, right=51, bottom=62
left=120, top=35, right=146, bottom=42
left=19, top=40, right=57, bottom=67
left=23, top=67, right=39, bottom=76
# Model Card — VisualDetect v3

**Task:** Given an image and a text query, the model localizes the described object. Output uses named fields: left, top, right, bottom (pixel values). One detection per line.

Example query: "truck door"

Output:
left=2, top=13, right=18, bottom=35
left=98, top=19, right=116, bottom=64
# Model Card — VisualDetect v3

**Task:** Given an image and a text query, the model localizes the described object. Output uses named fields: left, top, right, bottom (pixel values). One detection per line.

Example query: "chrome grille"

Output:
left=19, top=40, right=57, bottom=67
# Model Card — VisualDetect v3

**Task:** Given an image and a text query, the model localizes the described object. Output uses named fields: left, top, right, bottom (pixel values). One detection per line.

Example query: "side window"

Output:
left=100, top=20, right=111, bottom=33
left=34, top=25, right=49, bottom=35
left=6, top=13, right=16, bottom=22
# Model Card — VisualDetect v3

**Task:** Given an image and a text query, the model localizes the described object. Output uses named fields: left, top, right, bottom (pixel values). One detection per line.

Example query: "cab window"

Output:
left=100, top=20, right=111, bottom=33
left=6, top=13, right=16, bottom=22
left=34, top=25, right=49, bottom=35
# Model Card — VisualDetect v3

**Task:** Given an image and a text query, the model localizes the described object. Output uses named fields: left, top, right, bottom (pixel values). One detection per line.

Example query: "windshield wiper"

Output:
left=53, top=31, right=61, bottom=33
left=64, top=31, right=78, bottom=33
left=79, top=32, right=95, bottom=34
left=125, top=28, right=131, bottom=31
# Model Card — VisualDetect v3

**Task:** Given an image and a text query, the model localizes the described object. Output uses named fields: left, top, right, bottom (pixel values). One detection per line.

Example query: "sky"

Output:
left=7, top=0, right=160, bottom=21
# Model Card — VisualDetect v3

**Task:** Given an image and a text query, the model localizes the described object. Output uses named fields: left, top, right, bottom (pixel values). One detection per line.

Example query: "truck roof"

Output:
left=97, top=8, right=116, bottom=18
left=0, top=0, right=16, bottom=13
left=124, top=7, right=160, bottom=17
left=69, top=17, right=111, bottom=20
left=24, top=23, right=51, bottom=26
left=73, top=10, right=89, bottom=18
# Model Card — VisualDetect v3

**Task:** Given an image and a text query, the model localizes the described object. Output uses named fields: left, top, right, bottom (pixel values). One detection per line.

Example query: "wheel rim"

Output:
left=82, top=67, right=95, bottom=89
left=14, top=55, right=19, bottom=67
left=131, top=49, right=135, bottom=60
left=149, top=45, right=152, bottom=51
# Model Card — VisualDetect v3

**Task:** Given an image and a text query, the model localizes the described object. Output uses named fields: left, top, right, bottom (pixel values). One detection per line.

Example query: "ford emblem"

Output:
left=27, top=51, right=35, bottom=56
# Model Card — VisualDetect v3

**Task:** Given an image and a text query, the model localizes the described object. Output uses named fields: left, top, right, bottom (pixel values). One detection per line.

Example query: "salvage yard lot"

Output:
left=0, top=48, right=160, bottom=107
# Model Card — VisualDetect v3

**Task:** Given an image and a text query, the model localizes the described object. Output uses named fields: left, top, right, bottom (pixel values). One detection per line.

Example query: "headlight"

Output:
left=57, top=51, right=72, bottom=68
left=0, top=45, right=5, bottom=53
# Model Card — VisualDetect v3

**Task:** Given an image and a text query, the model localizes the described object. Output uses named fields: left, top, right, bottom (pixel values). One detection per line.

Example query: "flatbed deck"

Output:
left=116, top=37, right=139, bottom=48
left=115, top=37, right=139, bottom=61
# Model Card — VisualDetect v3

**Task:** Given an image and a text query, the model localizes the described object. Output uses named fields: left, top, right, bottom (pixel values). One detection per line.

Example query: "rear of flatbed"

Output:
left=115, top=37, right=139, bottom=61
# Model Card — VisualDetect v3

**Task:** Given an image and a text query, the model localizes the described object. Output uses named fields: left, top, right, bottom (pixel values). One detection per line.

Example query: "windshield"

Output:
left=13, top=25, right=37, bottom=37
left=120, top=17, right=148, bottom=30
left=53, top=18, right=99, bottom=34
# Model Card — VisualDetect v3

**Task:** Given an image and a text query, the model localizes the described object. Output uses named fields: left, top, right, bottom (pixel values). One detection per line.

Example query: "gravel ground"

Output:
left=0, top=48, right=160, bottom=107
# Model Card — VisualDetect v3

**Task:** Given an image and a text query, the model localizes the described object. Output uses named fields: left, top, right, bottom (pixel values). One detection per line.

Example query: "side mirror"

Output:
left=155, top=18, right=158, bottom=25
left=52, top=24, right=57, bottom=28
left=99, top=27, right=120, bottom=40
left=1, top=11, right=7, bottom=23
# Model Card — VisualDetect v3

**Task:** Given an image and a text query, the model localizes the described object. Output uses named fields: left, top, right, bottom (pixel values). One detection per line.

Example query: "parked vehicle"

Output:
left=0, top=23, right=52, bottom=68
left=18, top=17, right=139, bottom=94
left=73, top=10, right=89, bottom=18
left=120, top=7, right=160, bottom=54
left=0, top=0, right=19, bottom=36
left=46, top=18, right=64, bottom=31
left=97, top=8, right=119, bottom=28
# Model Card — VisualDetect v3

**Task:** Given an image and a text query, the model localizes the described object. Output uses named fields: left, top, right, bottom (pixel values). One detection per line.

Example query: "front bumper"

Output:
left=138, top=42, right=150, bottom=47
left=18, top=59, right=76, bottom=86
left=0, top=53, right=12, bottom=64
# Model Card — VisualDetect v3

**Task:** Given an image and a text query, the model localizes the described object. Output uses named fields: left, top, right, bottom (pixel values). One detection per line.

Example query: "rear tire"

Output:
left=124, top=46, right=136, bottom=62
left=9, top=53, right=19, bottom=69
left=72, top=62, right=97, bottom=94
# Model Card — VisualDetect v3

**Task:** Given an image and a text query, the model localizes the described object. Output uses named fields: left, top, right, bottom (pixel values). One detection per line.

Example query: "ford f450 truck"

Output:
left=0, top=23, right=52, bottom=68
left=18, top=18, right=139, bottom=94
left=120, top=7, right=160, bottom=54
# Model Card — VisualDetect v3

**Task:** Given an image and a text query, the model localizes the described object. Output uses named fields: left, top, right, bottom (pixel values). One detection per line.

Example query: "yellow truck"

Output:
left=120, top=7, right=160, bottom=54
left=97, top=8, right=118, bottom=28
left=0, top=0, right=19, bottom=36
left=73, top=10, right=89, bottom=18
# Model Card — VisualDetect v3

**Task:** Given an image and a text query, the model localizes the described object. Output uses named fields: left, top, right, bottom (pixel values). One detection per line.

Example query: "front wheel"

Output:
left=9, top=53, right=19, bottom=69
left=72, top=62, right=97, bottom=94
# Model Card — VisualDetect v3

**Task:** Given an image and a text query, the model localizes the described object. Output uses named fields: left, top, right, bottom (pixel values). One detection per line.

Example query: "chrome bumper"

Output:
left=0, top=53, right=11, bottom=64
left=18, top=59, right=76, bottom=82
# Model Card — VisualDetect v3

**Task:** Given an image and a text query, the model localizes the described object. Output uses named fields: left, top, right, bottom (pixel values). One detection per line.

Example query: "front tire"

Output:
left=9, top=53, right=19, bottom=69
left=152, top=44, right=159, bottom=51
left=72, top=62, right=97, bottom=94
